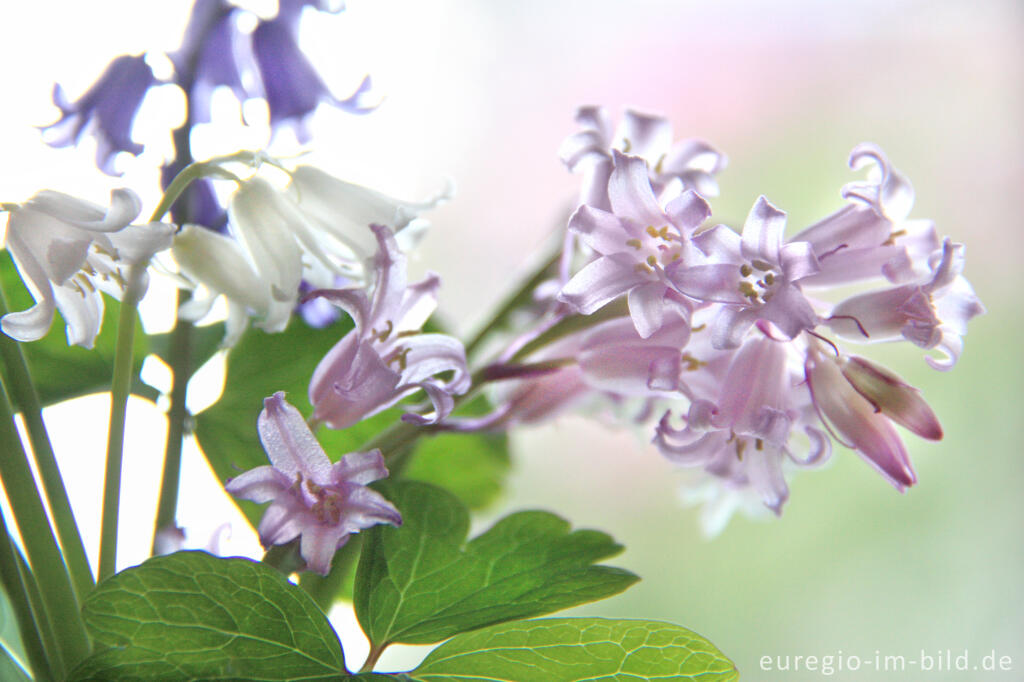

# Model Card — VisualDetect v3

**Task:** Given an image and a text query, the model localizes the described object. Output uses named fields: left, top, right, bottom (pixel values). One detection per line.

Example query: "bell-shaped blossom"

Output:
left=826, top=238, right=985, bottom=369
left=170, top=0, right=249, bottom=125
left=558, top=150, right=711, bottom=338
left=804, top=346, right=917, bottom=491
left=793, top=144, right=939, bottom=288
left=559, top=107, right=726, bottom=210
left=286, top=164, right=452, bottom=264
left=654, top=336, right=829, bottom=514
left=308, top=225, right=470, bottom=429
left=838, top=355, right=942, bottom=440
left=670, top=196, right=820, bottom=348
left=225, top=392, right=401, bottom=575
left=2, top=189, right=173, bottom=347
left=251, top=3, right=374, bottom=142
left=172, top=223, right=271, bottom=347
left=40, top=55, right=156, bottom=175
left=170, top=163, right=449, bottom=345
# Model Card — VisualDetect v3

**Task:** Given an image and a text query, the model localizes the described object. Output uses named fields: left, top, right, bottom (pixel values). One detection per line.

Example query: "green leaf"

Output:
left=404, top=395, right=510, bottom=510
left=0, top=249, right=152, bottom=406
left=71, top=551, right=347, bottom=681
left=148, top=319, right=225, bottom=374
left=355, top=481, right=639, bottom=647
left=409, top=618, right=739, bottom=682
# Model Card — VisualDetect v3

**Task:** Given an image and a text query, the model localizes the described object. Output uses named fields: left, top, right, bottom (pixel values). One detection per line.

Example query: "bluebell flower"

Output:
left=252, top=1, right=374, bottom=142
left=41, top=55, right=156, bottom=175
left=170, top=0, right=248, bottom=124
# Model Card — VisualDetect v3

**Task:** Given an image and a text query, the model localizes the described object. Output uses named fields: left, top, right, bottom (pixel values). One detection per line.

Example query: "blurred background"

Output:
left=1, top=0, right=1021, bottom=679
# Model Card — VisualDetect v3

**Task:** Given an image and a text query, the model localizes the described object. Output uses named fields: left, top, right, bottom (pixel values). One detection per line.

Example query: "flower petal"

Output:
left=258, top=391, right=333, bottom=483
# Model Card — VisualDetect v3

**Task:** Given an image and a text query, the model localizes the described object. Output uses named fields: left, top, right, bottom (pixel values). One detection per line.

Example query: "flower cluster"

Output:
left=41, top=0, right=371, bottom=177
left=472, top=108, right=984, bottom=532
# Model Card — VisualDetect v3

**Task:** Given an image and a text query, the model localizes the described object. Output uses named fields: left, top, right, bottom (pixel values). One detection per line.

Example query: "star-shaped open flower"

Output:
left=225, top=392, right=401, bottom=575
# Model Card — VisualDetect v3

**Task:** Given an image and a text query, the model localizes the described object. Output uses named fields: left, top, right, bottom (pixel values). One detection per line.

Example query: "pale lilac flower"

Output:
left=794, top=143, right=939, bottom=288
left=826, top=238, right=985, bottom=369
left=559, top=107, right=726, bottom=211
left=225, top=392, right=401, bottom=575
left=804, top=346, right=917, bottom=491
left=558, top=150, right=711, bottom=338
left=654, top=335, right=829, bottom=514
left=2, top=189, right=173, bottom=347
left=308, top=225, right=470, bottom=429
left=40, top=55, right=156, bottom=175
left=670, top=196, right=820, bottom=348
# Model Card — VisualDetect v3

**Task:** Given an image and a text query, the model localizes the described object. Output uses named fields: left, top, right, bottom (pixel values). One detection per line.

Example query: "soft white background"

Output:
left=1, top=1, right=1021, bottom=678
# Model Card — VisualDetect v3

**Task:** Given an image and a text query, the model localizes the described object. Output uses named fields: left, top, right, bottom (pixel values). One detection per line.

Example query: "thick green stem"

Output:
left=0, top=376, right=90, bottom=669
left=98, top=262, right=146, bottom=581
left=0, top=285, right=94, bottom=599
left=0, top=512, right=54, bottom=681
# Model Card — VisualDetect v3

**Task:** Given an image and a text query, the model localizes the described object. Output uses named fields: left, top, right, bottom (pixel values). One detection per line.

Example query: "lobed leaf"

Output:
left=70, top=551, right=346, bottom=681
left=409, top=617, right=739, bottom=681
left=355, top=481, right=639, bottom=648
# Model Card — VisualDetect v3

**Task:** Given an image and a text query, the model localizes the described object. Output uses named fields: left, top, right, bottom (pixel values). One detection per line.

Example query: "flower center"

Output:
left=738, top=259, right=779, bottom=304
left=627, top=225, right=684, bottom=274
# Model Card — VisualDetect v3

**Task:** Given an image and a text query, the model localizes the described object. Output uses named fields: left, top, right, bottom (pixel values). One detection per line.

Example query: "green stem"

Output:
left=0, top=512, right=54, bottom=681
left=151, top=290, right=192, bottom=553
left=0, top=376, right=90, bottom=669
left=97, top=262, right=146, bottom=581
left=0, top=284, right=94, bottom=599
left=359, top=642, right=387, bottom=674
left=464, top=244, right=561, bottom=357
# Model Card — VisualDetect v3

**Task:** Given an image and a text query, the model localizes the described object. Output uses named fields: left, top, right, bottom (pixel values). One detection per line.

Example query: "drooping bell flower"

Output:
left=251, top=1, right=374, bottom=142
left=308, top=224, right=470, bottom=429
left=2, top=189, right=173, bottom=347
left=826, top=238, right=985, bottom=370
left=225, top=392, right=401, bottom=575
left=40, top=55, right=156, bottom=175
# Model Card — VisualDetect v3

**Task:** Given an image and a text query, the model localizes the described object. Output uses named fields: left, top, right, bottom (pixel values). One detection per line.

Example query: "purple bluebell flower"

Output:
left=308, top=225, right=470, bottom=429
left=252, top=3, right=374, bottom=142
left=40, top=55, right=156, bottom=175
left=225, top=392, right=401, bottom=575
left=170, top=0, right=248, bottom=125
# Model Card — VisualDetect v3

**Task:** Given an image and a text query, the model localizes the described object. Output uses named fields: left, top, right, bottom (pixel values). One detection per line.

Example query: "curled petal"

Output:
left=740, top=196, right=786, bottom=265
left=844, top=143, right=915, bottom=221
left=300, top=523, right=349, bottom=576
left=225, top=465, right=290, bottom=504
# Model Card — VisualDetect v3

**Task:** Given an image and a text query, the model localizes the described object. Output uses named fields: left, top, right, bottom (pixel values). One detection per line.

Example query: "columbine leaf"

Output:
left=409, top=618, right=739, bottom=682
left=70, top=551, right=346, bottom=681
left=355, top=481, right=638, bottom=648
left=0, top=249, right=152, bottom=406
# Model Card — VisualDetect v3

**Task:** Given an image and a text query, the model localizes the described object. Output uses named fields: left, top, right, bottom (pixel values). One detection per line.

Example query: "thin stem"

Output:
left=0, top=375, right=90, bottom=668
left=151, top=290, right=192, bottom=553
left=464, top=243, right=561, bottom=357
left=0, top=512, right=54, bottom=681
left=359, top=642, right=387, bottom=674
left=98, top=262, right=146, bottom=581
left=0, top=284, right=94, bottom=599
